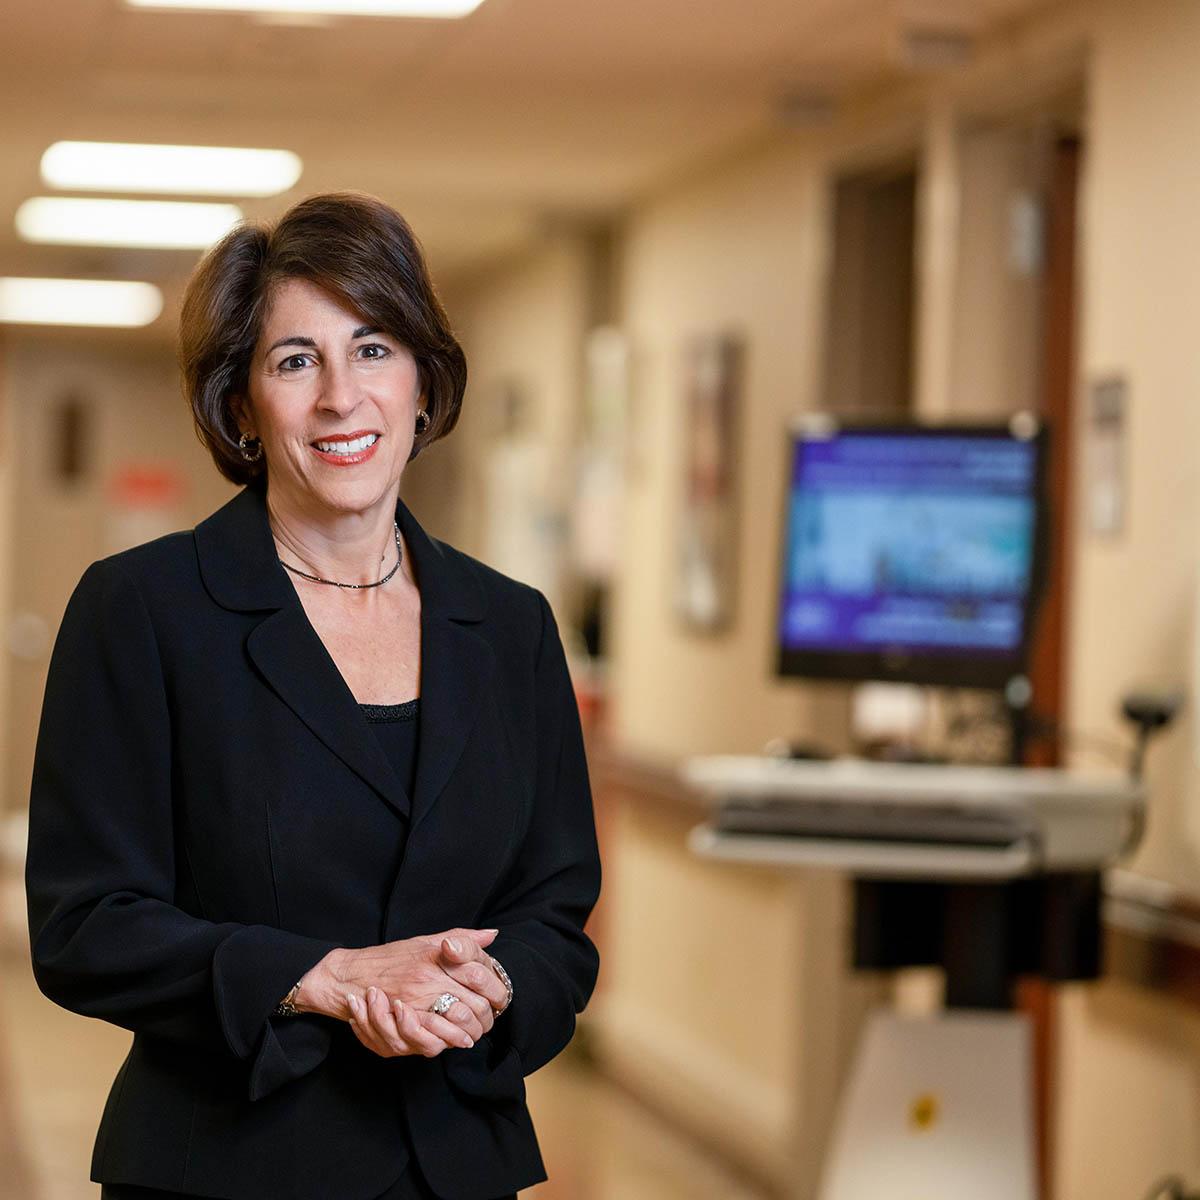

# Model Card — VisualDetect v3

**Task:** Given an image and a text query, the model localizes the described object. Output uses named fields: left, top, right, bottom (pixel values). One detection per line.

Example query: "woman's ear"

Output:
left=229, top=394, right=253, bottom=438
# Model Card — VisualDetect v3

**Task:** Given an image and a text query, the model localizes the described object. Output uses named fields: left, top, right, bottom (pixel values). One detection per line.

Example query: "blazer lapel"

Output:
left=246, top=605, right=412, bottom=821
left=409, top=608, right=495, bottom=833
left=395, top=496, right=495, bottom=834
left=193, top=480, right=493, bottom=829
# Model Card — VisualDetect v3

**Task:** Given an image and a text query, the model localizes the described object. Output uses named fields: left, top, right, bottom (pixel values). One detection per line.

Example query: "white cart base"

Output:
left=819, top=1011, right=1037, bottom=1200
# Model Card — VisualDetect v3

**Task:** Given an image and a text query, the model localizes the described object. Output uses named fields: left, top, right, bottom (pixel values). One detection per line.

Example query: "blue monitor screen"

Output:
left=777, top=425, right=1044, bottom=686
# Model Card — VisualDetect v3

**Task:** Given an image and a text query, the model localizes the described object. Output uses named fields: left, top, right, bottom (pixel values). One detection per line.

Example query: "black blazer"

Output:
left=25, top=479, right=602, bottom=1200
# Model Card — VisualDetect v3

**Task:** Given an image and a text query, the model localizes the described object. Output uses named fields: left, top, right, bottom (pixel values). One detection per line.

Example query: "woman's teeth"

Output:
left=314, top=433, right=379, bottom=454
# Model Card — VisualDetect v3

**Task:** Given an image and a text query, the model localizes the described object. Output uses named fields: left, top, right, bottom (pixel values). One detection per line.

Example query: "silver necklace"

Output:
left=277, top=521, right=403, bottom=589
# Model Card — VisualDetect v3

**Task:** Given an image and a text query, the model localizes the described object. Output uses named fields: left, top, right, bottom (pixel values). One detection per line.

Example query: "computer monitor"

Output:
left=775, top=416, right=1048, bottom=690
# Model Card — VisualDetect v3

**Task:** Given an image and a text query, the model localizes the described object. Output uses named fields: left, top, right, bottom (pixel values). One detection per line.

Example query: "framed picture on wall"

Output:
left=675, top=331, right=744, bottom=632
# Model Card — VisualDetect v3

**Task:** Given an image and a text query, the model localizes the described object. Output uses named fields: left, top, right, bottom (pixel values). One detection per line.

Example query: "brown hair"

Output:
left=179, top=191, right=466, bottom=486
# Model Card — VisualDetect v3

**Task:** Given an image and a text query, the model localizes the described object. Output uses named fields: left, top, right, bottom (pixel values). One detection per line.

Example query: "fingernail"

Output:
left=448, top=938, right=463, bottom=954
left=348, top=994, right=360, bottom=1012
left=367, top=986, right=377, bottom=1002
left=393, top=998, right=404, bottom=1011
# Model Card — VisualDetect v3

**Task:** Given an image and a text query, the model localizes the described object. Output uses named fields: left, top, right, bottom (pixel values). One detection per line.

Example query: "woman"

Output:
left=24, top=192, right=601, bottom=1200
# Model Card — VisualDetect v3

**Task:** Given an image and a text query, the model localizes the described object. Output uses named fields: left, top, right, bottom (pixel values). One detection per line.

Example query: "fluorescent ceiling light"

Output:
left=0, top=278, right=163, bottom=327
left=41, top=142, right=302, bottom=197
left=16, top=197, right=242, bottom=249
left=125, top=0, right=484, bottom=15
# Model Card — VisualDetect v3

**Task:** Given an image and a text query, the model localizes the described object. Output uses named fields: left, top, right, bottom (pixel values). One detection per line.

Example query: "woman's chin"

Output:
left=292, top=470, right=401, bottom=515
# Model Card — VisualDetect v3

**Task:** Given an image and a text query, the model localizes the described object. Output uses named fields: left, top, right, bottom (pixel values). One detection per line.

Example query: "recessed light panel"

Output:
left=41, top=142, right=302, bottom=197
left=16, top=197, right=242, bottom=249
left=0, top=278, right=163, bottom=327
left=126, top=0, right=484, bottom=15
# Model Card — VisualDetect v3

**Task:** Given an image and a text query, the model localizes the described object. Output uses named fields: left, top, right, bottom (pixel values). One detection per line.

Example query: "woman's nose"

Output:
left=317, top=360, right=361, bottom=414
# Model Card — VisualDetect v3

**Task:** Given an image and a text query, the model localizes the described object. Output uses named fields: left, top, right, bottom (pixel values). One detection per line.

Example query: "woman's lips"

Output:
left=309, top=436, right=381, bottom=467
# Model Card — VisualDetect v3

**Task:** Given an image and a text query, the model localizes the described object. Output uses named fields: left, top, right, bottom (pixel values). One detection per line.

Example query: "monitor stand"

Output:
left=848, top=677, right=1036, bottom=767
left=850, top=682, right=937, bottom=762
left=1003, top=674, right=1034, bottom=766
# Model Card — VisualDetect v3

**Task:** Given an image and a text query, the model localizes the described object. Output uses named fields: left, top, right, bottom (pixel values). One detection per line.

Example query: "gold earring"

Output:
left=238, top=432, right=263, bottom=463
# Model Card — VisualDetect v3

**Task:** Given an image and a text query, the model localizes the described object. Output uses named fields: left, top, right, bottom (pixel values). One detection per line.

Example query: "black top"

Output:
left=360, top=697, right=420, bottom=805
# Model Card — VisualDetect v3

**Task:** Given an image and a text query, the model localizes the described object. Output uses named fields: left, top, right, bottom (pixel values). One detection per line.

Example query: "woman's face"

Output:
left=235, top=276, right=421, bottom=516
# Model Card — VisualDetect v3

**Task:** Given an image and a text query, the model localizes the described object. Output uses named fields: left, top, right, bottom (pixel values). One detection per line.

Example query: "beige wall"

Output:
left=596, top=803, right=869, bottom=1195
left=2, top=335, right=234, bottom=819
left=439, top=232, right=594, bottom=617
left=1056, top=980, right=1200, bottom=1197
left=610, top=141, right=839, bottom=761
left=1053, top=0, right=1200, bottom=1192
left=1070, top=0, right=1200, bottom=893
left=0, top=336, right=15, bottom=824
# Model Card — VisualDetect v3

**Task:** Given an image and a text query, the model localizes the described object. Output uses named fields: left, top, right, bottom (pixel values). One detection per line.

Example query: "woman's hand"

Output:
left=437, top=934, right=511, bottom=1022
left=347, top=935, right=512, bottom=1059
left=346, top=986, right=457, bottom=1059
left=297, top=927, right=500, bottom=1057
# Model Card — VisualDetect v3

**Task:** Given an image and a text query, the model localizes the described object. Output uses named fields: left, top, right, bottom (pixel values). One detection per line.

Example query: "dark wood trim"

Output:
left=1025, top=134, right=1081, bottom=772
left=1020, top=133, right=1083, bottom=1200
left=1015, top=974, right=1056, bottom=1199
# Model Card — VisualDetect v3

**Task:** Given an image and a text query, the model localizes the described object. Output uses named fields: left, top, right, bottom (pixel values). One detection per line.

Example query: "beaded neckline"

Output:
left=359, top=697, right=420, bottom=723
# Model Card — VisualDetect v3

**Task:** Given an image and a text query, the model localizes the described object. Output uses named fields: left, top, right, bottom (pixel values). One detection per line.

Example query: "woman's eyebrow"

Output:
left=264, top=327, right=382, bottom=355
left=265, top=335, right=317, bottom=354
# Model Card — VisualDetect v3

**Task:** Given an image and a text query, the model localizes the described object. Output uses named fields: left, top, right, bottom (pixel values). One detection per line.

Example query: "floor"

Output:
left=0, top=944, right=766, bottom=1200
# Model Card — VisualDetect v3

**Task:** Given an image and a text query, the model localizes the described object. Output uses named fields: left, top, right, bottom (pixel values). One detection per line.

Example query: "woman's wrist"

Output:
left=292, top=947, right=353, bottom=1017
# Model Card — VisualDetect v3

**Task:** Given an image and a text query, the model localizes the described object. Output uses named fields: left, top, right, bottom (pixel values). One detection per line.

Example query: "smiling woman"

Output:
left=181, top=191, right=466, bottom=491
left=230, top=276, right=424, bottom=516
left=26, top=190, right=601, bottom=1200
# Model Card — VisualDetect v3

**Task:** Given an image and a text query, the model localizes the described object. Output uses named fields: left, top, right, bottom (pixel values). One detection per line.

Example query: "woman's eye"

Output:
left=358, top=343, right=392, bottom=360
left=279, top=354, right=312, bottom=372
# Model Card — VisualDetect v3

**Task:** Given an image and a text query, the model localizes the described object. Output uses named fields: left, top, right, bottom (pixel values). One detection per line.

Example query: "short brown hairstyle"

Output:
left=180, top=191, right=467, bottom=486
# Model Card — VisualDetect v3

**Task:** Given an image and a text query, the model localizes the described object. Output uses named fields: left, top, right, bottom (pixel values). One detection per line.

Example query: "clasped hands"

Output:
left=295, top=928, right=508, bottom=1059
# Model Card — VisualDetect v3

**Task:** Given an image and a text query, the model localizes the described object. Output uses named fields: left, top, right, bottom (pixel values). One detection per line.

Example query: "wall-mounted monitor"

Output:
left=775, top=415, right=1048, bottom=690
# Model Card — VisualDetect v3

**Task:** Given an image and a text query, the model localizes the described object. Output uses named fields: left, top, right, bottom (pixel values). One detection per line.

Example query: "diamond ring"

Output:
left=429, top=992, right=459, bottom=1015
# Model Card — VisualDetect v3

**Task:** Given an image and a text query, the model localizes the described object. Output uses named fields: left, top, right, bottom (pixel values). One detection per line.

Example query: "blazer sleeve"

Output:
left=25, top=557, right=344, bottom=1102
left=480, top=587, right=601, bottom=1077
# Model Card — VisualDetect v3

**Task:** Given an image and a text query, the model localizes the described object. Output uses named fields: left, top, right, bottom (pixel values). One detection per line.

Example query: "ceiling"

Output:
left=0, top=0, right=1058, bottom=337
